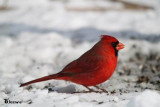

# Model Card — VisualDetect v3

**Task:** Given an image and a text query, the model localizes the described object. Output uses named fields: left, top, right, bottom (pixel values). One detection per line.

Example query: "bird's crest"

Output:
left=101, top=35, right=115, bottom=40
left=101, top=35, right=118, bottom=42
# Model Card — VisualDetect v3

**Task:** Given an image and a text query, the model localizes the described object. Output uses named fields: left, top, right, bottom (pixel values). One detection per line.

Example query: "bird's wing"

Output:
left=77, top=55, right=106, bottom=72
left=61, top=60, right=80, bottom=73
left=60, top=55, right=106, bottom=74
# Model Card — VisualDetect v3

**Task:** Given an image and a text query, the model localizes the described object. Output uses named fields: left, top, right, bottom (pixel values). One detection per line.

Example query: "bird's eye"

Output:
left=111, top=42, right=116, bottom=47
left=111, top=41, right=119, bottom=47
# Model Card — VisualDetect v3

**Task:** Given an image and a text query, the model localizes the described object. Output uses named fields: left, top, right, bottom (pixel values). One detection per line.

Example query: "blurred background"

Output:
left=0, top=0, right=160, bottom=106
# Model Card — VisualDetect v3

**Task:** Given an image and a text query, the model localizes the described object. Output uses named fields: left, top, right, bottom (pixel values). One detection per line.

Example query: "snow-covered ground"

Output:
left=0, top=0, right=160, bottom=107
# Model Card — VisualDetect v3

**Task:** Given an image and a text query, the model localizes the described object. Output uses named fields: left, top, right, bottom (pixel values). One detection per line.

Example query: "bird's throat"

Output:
left=113, top=47, right=118, bottom=57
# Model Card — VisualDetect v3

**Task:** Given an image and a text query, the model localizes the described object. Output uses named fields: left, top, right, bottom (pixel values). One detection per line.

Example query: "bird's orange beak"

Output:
left=116, top=42, right=125, bottom=50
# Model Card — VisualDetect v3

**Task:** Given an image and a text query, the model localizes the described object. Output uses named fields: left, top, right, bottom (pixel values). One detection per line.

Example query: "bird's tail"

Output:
left=20, top=73, right=60, bottom=87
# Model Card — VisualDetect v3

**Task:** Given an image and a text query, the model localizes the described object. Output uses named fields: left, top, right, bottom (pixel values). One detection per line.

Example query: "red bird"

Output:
left=20, top=35, right=124, bottom=92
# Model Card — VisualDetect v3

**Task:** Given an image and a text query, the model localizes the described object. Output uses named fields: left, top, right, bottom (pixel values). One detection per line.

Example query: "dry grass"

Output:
left=112, top=0, right=153, bottom=10
left=66, top=0, right=153, bottom=12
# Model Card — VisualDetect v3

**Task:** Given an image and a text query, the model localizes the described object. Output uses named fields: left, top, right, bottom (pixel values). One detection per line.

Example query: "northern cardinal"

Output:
left=20, top=35, right=124, bottom=92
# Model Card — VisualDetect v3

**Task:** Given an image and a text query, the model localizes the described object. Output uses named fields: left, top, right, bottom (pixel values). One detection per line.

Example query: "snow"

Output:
left=127, top=90, right=160, bottom=107
left=0, top=0, right=160, bottom=106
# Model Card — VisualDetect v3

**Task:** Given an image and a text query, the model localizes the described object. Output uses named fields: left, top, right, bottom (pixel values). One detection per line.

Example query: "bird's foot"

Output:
left=72, top=85, right=109, bottom=94
left=94, top=86, right=108, bottom=93
left=72, top=90, right=103, bottom=94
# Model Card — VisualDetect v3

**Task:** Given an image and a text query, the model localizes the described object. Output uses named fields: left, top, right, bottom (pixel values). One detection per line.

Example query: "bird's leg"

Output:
left=71, top=86, right=94, bottom=93
left=94, top=86, right=108, bottom=93
left=84, top=86, right=94, bottom=92
left=72, top=85, right=107, bottom=94
left=82, top=85, right=101, bottom=93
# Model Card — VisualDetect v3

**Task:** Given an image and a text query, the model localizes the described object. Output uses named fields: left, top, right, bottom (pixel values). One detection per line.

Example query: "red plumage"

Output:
left=20, top=35, right=124, bottom=88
